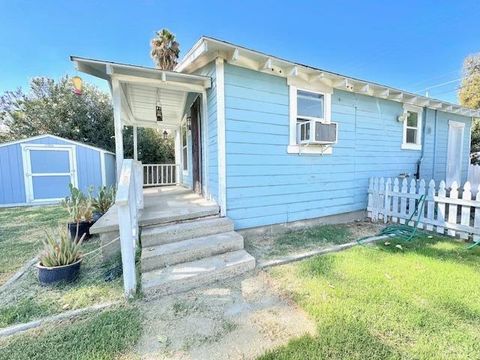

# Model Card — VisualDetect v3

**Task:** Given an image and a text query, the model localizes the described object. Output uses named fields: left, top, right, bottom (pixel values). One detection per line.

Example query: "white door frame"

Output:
left=446, top=120, right=465, bottom=187
left=21, top=144, right=78, bottom=203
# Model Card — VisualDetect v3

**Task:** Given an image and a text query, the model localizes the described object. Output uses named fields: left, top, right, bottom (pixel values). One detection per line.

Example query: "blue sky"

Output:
left=0, top=0, right=478, bottom=103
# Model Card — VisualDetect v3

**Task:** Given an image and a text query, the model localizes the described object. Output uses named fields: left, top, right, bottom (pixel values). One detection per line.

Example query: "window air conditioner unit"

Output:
left=297, top=120, right=338, bottom=145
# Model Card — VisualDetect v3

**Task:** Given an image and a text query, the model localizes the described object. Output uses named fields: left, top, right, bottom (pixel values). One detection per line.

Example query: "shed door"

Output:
left=22, top=145, right=77, bottom=202
left=446, top=121, right=465, bottom=188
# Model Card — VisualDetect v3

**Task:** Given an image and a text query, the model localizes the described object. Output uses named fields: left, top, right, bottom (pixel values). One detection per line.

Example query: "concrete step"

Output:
left=142, top=250, right=256, bottom=296
left=141, top=231, right=244, bottom=272
left=141, top=217, right=234, bottom=248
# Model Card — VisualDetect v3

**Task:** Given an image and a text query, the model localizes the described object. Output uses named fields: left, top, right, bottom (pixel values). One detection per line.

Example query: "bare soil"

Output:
left=133, top=271, right=316, bottom=360
left=245, top=220, right=384, bottom=262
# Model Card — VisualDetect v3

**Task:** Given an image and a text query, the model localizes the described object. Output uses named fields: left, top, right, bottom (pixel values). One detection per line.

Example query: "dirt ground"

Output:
left=245, top=220, right=384, bottom=262
left=133, top=271, right=316, bottom=360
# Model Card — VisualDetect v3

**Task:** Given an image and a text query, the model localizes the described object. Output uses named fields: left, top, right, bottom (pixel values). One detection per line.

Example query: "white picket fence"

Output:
left=468, top=164, right=480, bottom=194
left=367, top=177, right=480, bottom=241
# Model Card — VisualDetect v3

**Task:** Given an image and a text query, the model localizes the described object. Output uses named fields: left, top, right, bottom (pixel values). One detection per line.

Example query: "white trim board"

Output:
left=20, top=144, right=78, bottom=203
left=0, top=134, right=114, bottom=154
left=215, top=58, right=227, bottom=216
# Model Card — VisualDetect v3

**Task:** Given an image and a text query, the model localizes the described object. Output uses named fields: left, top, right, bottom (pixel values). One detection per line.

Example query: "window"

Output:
left=288, top=84, right=333, bottom=154
left=182, top=126, right=188, bottom=171
left=401, top=105, right=422, bottom=150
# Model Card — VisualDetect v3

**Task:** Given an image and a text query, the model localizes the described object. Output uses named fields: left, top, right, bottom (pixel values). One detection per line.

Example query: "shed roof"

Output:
left=177, top=36, right=480, bottom=117
left=0, top=134, right=115, bottom=154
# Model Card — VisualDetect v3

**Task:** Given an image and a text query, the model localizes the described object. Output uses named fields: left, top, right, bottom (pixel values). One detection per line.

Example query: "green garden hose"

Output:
left=357, top=194, right=426, bottom=245
left=358, top=194, right=480, bottom=250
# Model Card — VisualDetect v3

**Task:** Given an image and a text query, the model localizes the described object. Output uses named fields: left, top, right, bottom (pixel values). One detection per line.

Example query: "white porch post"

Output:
left=174, top=126, right=181, bottom=184
left=133, top=125, right=138, bottom=161
left=215, top=58, right=227, bottom=216
left=111, top=78, right=124, bottom=180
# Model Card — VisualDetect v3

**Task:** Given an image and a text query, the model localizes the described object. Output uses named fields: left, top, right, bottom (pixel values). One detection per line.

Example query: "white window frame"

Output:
left=287, top=78, right=333, bottom=155
left=401, top=104, right=422, bottom=151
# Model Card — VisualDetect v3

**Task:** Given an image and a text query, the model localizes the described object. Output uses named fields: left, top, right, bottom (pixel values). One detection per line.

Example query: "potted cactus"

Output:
left=91, top=185, right=116, bottom=222
left=62, top=184, right=94, bottom=242
left=37, top=228, right=84, bottom=284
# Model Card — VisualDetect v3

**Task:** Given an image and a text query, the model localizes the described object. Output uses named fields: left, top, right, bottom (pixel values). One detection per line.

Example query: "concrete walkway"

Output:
left=134, top=271, right=316, bottom=360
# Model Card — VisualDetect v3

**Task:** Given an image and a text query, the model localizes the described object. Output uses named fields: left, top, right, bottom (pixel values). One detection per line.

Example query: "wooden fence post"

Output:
left=417, top=179, right=426, bottom=229
left=367, top=178, right=374, bottom=219
left=437, top=181, right=446, bottom=234
left=426, top=179, right=435, bottom=231
left=448, top=181, right=459, bottom=237
left=460, top=182, right=472, bottom=240
left=474, top=184, right=480, bottom=243
left=384, top=178, right=392, bottom=223
left=392, top=178, right=400, bottom=223
left=408, top=179, right=417, bottom=226
left=379, top=177, right=385, bottom=221
left=400, top=178, right=408, bottom=224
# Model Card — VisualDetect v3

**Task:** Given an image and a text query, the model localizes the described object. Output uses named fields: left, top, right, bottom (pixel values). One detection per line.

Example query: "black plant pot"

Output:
left=37, top=259, right=82, bottom=285
left=68, top=221, right=92, bottom=242
left=92, top=211, right=104, bottom=223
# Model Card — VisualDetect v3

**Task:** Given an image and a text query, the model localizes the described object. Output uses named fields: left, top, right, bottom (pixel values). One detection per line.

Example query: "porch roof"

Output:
left=71, top=56, right=212, bottom=129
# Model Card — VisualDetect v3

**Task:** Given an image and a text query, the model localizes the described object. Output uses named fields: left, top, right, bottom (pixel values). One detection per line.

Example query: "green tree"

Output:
left=459, top=53, right=480, bottom=109
left=150, top=29, right=180, bottom=70
left=0, top=76, right=174, bottom=164
left=0, top=76, right=115, bottom=150
left=459, top=53, right=480, bottom=164
left=123, top=127, right=174, bottom=163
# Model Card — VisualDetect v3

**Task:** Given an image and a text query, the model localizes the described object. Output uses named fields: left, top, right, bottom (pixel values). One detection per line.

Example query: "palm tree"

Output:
left=150, top=29, right=180, bottom=70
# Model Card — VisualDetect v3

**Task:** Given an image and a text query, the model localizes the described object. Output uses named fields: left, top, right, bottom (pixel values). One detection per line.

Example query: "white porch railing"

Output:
left=116, top=159, right=143, bottom=298
left=143, top=164, right=179, bottom=187
left=367, top=177, right=480, bottom=241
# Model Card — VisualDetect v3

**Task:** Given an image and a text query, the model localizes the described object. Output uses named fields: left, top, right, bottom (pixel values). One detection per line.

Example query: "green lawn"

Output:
left=0, top=205, right=124, bottom=328
left=0, top=306, right=141, bottom=360
left=0, top=205, right=68, bottom=285
left=259, top=235, right=480, bottom=359
left=0, top=206, right=141, bottom=359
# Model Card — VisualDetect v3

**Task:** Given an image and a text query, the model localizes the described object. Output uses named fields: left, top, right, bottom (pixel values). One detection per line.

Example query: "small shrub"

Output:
left=61, top=184, right=93, bottom=223
left=92, top=185, right=116, bottom=214
left=39, top=228, right=84, bottom=267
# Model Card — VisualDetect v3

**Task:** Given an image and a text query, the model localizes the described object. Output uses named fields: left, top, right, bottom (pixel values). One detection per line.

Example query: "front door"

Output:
left=190, top=97, right=202, bottom=194
left=446, top=121, right=465, bottom=187
left=22, top=145, right=77, bottom=202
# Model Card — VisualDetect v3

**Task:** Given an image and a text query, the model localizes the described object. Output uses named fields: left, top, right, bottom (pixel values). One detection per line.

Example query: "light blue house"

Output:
left=0, top=134, right=116, bottom=206
left=73, top=37, right=480, bottom=231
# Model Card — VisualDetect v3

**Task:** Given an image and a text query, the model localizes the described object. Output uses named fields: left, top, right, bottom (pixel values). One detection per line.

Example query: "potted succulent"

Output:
left=91, top=185, right=116, bottom=222
left=37, top=228, right=84, bottom=284
left=62, top=184, right=94, bottom=242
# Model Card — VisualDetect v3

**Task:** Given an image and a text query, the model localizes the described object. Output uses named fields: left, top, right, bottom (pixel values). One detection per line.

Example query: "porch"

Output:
left=90, top=186, right=219, bottom=235
left=73, top=58, right=216, bottom=297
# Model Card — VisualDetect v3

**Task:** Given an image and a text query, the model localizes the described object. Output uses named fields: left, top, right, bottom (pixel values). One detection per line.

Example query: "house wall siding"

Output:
left=0, top=135, right=115, bottom=205
left=223, top=63, right=472, bottom=229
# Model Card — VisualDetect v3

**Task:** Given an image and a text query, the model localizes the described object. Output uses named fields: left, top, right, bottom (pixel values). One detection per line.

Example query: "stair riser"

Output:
left=142, top=222, right=234, bottom=247
left=141, top=237, right=244, bottom=272
left=143, top=257, right=256, bottom=296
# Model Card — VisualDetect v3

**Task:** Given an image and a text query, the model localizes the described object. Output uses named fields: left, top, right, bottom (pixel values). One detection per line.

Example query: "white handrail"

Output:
left=116, top=159, right=143, bottom=298
left=143, top=164, right=179, bottom=187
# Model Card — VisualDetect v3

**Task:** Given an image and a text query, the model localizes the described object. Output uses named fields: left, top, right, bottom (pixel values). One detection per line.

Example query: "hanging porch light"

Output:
left=156, top=88, right=163, bottom=122
left=72, top=76, right=83, bottom=95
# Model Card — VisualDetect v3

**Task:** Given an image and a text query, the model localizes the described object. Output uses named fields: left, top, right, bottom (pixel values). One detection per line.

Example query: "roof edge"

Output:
left=176, top=36, right=479, bottom=117
left=0, top=134, right=115, bottom=154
